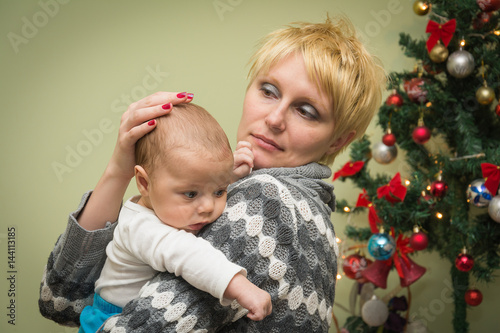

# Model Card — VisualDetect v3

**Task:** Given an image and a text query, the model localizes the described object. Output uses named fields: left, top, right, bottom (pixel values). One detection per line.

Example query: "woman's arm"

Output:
left=79, top=92, right=193, bottom=230
left=39, top=191, right=116, bottom=326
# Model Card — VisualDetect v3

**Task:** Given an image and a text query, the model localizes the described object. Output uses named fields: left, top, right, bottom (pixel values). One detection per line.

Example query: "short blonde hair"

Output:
left=247, top=16, right=386, bottom=165
left=135, top=103, right=233, bottom=176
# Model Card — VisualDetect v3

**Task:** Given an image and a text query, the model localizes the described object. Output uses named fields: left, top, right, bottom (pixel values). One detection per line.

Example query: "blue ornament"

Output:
left=368, top=232, right=396, bottom=260
left=467, top=178, right=492, bottom=208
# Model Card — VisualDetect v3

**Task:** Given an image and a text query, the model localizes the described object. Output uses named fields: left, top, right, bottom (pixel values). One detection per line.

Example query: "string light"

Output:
left=336, top=274, right=342, bottom=280
left=436, top=212, right=443, bottom=219
left=405, top=179, right=411, bottom=186
left=343, top=206, right=351, bottom=213
left=494, top=30, right=500, bottom=36
left=460, top=37, right=466, bottom=47
left=427, top=185, right=432, bottom=191
left=419, top=2, right=429, bottom=11
left=336, top=237, right=341, bottom=243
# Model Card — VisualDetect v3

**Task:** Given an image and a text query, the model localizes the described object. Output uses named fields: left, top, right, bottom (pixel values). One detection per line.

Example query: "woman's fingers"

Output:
left=130, top=91, right=193, bottom=113
left=123, top=91, right=194, bottom=130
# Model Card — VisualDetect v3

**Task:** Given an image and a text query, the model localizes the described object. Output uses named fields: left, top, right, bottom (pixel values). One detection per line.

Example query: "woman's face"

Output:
left=237, top=53, right=342, bottom=170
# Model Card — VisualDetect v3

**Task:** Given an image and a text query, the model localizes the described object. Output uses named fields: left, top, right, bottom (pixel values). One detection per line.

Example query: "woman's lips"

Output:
left=252, top=134, right=283, bottom=152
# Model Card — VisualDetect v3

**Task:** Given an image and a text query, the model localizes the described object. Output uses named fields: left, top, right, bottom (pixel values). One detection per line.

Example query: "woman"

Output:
left=40, top=17, right=385, bottom=332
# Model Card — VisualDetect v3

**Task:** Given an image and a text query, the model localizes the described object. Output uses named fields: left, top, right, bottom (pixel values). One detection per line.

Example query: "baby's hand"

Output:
left=240, top=285, right=272, bottom=321
left=224, top=273, right=272, bottom=321
left=233, top=141, right=254, bottom=181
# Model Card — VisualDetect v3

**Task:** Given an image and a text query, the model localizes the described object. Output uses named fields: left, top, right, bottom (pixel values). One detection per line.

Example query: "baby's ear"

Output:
left=134, top=165, right=150, bottom=197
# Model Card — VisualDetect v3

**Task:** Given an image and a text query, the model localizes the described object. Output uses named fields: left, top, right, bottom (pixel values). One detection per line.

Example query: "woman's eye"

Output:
left=260, top=83, right=280, bottom=98
left=297, top=104, right=319, bottom=120
left=184, top=191, right=197, bottom=199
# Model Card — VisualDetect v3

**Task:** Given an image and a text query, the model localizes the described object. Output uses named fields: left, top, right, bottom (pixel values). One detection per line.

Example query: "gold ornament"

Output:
left=476, top=83, right=496, bottom=105
left=413, top=1, right=430, bottom=15
left=429, top=43, right=449, bottom=63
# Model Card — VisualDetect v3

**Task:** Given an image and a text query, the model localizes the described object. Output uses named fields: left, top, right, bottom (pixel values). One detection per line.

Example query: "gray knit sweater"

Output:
left=39, top=163, right=338, bottom=332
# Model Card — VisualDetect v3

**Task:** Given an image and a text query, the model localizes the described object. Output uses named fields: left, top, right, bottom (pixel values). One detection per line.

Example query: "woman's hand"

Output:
left=79, top=91, right=193, bottom=230
left=108, top=91, right=194, bottom=180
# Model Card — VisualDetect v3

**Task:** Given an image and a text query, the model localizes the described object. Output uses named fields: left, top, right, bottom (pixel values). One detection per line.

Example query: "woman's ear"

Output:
left=326, top=130, right=356, bottom=155
left=134, top=165, right=151, bottom=198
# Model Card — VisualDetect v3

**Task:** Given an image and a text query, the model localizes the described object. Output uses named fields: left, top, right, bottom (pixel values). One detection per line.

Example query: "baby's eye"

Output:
left=184, top=191, right=198, bottom=199
left=214, top=189, right=226, bottom=197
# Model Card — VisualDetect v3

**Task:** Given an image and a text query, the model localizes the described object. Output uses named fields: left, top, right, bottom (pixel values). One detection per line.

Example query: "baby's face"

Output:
left=147, top=155, right=233, bottom=234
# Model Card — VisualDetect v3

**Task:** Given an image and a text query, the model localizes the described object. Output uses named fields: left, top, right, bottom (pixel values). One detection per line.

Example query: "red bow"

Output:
left=393, top=233, right=414, bottom=279
left=481, top=163, right=500, bottom=195
left=356, top=189, right=380, bottom=233
left=426, top=19, right=456, bottom=52
left=333, top=161, right=365, bottom=181
left=377, top=172, right=407, bottom=204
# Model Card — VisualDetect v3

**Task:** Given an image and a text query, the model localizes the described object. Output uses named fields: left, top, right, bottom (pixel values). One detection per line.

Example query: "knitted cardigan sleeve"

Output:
left=39, top=191, right=116, bottom=326
left=98, top=164, right=338, bottom=333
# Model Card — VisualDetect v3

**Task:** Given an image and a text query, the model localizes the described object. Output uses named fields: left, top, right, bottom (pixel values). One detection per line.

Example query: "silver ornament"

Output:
left=466, top=178, right=492, bottom=207
left=372, top=142, right=397, bottom=164
left=488, top=195, right=500, bottom=223
left=361, top=296, right=389, bottom=327
left=447, top=50, right=475, bottom=78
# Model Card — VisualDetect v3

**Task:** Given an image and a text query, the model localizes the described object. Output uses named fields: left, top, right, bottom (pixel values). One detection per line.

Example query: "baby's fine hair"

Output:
left=247, top=15, right=387, bottom=165
left=135, top=103, right=232, bottom=175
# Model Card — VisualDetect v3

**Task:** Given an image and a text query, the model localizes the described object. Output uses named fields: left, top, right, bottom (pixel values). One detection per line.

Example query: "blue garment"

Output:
left=79, top=293, right=122, bottom=333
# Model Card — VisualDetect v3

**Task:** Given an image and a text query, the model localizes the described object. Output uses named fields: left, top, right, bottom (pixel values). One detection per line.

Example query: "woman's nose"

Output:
left=265, top=104, right=286, bottom=132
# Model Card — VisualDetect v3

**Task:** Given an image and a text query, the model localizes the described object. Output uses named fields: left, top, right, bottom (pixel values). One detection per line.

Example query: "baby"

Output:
left=79, top=103, right=271, bottom=332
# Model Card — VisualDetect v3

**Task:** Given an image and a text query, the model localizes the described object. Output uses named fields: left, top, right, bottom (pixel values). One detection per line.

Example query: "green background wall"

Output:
left=0, top=0, right=498, bottom=332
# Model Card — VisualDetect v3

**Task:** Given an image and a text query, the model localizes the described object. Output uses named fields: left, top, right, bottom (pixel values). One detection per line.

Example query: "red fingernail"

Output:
left=186, top=93, right=194, bottom=100
left=177, top=92, right=187, bottom=98
left=162, top=103, right=172, bottom=110
left=148, top=119, right=156, bottom=126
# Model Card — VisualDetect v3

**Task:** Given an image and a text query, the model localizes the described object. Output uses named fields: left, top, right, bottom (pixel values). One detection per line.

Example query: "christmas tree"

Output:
left=334, top=1, right=500, bottom=332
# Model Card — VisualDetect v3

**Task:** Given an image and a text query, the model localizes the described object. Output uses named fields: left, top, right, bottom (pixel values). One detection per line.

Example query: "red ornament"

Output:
left=477, top=0, right=500, bottom=12
left=361, top=259, right=392, bottom=289
left=412, top=125, right=431, bottom=144
left=496, top=103, right=500, bottom=117
left=465, top=289, right=483, bottom=306
left=342, top=253, right=372, bottom=282
left=423, top=62, right=443, bottom=75
left=404, top=78, right=428, bottom=103
left=473, top=11, right=492, bottom=29
left=386, top=92, right=404, bottom=107
left=455, top=253, right=474, bottom=272
left=431, top=179, right=448, bottom=198
left=383, top=132, right=397, bottom=146
left=410, top=230, right=428, bottom=251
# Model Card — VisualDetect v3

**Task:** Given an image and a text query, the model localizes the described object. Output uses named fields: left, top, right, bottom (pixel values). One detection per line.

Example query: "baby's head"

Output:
left=134, top=103, right=234, bottom=233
